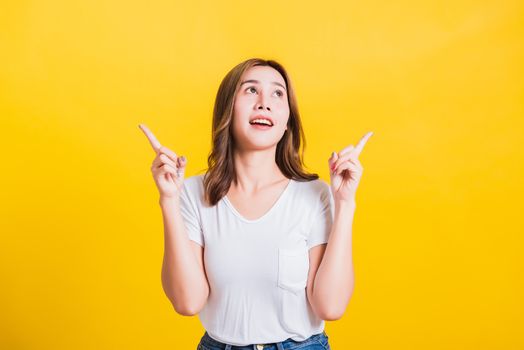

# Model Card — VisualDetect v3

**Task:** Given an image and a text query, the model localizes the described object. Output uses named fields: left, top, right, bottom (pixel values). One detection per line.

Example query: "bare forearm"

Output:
left=313, top=200, right=356, bottom=320
left=159, top=198, right=208, bottom=315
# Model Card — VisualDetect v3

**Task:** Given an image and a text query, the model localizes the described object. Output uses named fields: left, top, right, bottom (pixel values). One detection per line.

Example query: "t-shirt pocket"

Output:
left=277, top=247, right=309, bottom=294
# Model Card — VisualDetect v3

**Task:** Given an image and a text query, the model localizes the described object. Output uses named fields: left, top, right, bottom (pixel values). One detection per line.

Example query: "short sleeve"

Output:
left=179, top=181, right=204, bottom=247
left=307, top=182, right=334, bottom=249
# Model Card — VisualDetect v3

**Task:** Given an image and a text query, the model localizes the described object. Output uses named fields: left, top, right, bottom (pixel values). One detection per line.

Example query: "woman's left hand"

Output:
left=328, top=131, right=374, bottom=203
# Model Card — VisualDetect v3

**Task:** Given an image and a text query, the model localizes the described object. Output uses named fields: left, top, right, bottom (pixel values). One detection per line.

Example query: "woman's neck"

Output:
left=232, top=147, right=287, bottom=194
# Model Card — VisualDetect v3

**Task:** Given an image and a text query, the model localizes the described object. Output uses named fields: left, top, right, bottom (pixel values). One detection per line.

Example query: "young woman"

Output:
left=139, top=58, right=373, bottom=350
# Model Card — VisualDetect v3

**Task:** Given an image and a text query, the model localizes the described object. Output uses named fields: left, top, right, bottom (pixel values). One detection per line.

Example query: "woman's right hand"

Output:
left=138, top=124, right=187, bottom=200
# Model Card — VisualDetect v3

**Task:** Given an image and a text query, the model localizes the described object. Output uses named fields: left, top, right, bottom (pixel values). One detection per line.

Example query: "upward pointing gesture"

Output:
left=138, top=124, right=187, bottom=200
left=328, top=131, right=374, bottom=203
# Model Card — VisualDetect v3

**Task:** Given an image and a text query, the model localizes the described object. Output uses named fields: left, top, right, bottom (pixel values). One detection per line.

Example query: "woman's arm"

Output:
left=310, top=132, right=372, bottom=320
left=160, top=197, right=209, bottom=316
left=310, top=199, right=356, bottom=320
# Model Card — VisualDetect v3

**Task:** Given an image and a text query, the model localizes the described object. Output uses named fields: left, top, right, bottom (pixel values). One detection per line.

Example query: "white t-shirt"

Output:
left=179, top=173, right=334, bottom=346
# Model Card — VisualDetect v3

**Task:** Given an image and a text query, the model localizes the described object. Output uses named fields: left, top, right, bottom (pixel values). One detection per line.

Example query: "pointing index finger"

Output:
left=138, top=124, right=162, bottom=153
left=353, top=131, right=374, bottom=157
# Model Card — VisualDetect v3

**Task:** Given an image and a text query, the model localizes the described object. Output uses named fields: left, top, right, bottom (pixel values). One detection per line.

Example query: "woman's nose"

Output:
left=255, top=91, right=271, bottom=111
left=255, top=98, right=271, bottom=111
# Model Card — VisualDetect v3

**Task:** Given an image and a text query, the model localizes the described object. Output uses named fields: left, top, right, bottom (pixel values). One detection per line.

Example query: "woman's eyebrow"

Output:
left=240, top=79, right=287, bottom=91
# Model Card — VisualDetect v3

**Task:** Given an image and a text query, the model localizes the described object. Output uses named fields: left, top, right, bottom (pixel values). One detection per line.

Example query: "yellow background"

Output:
left=1, top=0, right=523, bottom=349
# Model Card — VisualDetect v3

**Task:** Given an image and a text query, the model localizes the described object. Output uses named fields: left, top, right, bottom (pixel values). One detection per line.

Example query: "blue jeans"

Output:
left=197, top=330, right=331, bottom=350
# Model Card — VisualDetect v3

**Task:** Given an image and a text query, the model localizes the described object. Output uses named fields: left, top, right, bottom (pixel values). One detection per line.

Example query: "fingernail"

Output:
left=331, top=151, right=336, bottom=159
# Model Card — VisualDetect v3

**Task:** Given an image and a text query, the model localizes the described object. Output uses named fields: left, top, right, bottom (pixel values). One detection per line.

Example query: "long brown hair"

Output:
left=202, top=58, right=319, bottom=206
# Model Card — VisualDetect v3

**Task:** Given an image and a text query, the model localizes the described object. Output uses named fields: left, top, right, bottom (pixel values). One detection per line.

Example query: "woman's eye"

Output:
left=246, top=86, right=284, bottom=97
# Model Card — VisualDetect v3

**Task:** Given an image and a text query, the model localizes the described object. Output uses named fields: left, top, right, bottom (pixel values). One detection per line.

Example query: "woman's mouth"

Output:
left=249, top=116, right=274, bottom=129
left=250, top=123, right=273, bottom=130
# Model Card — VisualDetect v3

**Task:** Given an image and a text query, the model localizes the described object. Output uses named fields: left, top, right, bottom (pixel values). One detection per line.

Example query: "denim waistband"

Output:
left=198, top=330, right=328, bottom=350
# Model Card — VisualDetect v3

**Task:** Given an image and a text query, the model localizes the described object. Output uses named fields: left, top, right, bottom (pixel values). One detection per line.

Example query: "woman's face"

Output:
left=231, top=65, right=290, bottom=151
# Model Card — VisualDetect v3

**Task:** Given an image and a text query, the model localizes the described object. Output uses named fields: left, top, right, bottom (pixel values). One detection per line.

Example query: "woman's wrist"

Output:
left=159, top=195, right=181, bottom=208
left=335, top=198, right=356, bottom=209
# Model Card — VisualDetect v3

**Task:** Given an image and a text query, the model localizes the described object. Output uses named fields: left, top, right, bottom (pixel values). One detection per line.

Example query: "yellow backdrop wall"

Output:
left=1, top=1, right=522, bottom=349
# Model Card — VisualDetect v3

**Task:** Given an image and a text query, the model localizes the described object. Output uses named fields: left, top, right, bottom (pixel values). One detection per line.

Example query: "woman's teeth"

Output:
left=250, top=119, right=273, bottom=126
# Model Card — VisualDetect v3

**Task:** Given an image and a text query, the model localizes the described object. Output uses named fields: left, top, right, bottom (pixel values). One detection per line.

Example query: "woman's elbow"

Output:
left=172, top=300, right=200, bottom=316
left=316, top=297, right=352, bottom=321
left=320, top=308, right=345, bottom=321
left=174, top=304, right=197, bottom=316
left=171, top=294, right=208, bottom=316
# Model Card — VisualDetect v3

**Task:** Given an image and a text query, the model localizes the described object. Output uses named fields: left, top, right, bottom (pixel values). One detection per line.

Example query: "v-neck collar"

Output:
left=223, top=179, right=294, bottom=224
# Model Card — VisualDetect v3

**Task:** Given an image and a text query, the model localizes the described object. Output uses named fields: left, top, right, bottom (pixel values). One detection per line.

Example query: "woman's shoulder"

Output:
left=291, top=177, right=331, bottom=198
left=181, top=173, right=206, bottom=197
left=289, top=178, right=333, bottom=215
left=293, top=177, right=330, bottom=191
left=184, top=173, right=205, bottom=185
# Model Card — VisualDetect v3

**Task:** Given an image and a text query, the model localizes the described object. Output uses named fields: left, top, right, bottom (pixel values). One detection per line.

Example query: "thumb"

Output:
left=329, top=151, right=338, bottom=168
